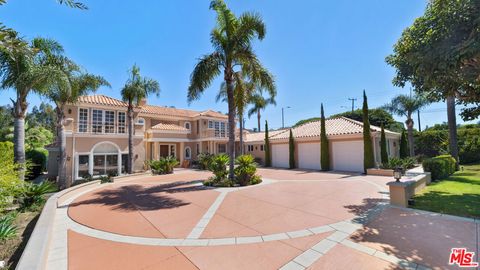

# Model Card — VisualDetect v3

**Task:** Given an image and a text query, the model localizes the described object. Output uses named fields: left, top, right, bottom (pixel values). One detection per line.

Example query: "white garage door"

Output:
left=272, top=144, right=289, bottom=168
left=298, top=142, right=321, bottom=170
left=332, top=140, right=364, bottom=172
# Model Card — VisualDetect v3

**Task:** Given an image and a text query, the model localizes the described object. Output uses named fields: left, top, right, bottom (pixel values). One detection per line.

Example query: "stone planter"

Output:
left=367, top=168, right=394, bottom=177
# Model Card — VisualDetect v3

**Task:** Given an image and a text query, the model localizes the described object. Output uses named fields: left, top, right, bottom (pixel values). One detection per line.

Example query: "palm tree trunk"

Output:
left=239, top=115, right=244, bottom=155
left=57, top=108, right=68, bottom=189
left=405, top=117, right=415, bottom=157
left=226, top=73, right=236, bottom=180
left=127, top=105, right=134, bottom=174
left=446, top=95, right=459, bottom=169
left=257, top=109, right=261, bottom=132
left=12, top=97, right=27, bottom=181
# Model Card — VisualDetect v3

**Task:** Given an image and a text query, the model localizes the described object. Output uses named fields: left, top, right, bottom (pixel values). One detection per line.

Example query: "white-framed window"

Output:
left=214, top=121, right=220, bottom=137
left=247, top=145, right=254, bottom=152
left=92, top=109, right=103, bottom=133
left=260, top=145, right=264, bottom=151
left=170, top=145, right=176, bottom=157
left=118, top=112, right=126, bottom=134
left=184, top=122, right=191, bottom=130
left=78, top=108, right=88, bottom=133
left=208, top=120, right=213, bottom=129
left=105, top=111, right=115, bottom=133
left=185, top=146, right=191, bottom=160
left=196, top=143, right=200, bottom=155
left=135, top=118, right=145, bottom=125
left=220, top=122, right=226, bottom=137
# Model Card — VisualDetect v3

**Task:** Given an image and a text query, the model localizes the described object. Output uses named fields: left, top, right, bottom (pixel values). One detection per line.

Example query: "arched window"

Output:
left=184, top=122, right=191, bottom=130
left=91, top=142, right=120, bottom=177
left=185, top=146, right=191, bottom=160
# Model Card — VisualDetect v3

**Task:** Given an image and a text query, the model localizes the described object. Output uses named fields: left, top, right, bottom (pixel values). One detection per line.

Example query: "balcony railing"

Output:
left=66, top=120, right=132, bottom=135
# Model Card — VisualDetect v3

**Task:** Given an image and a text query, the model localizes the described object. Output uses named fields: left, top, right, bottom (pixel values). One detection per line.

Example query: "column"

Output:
left=179, top=142, right=185, bottom=165
left=88, top=152, right=94, bottom=176
left=117, top=152, right=122, bottom=175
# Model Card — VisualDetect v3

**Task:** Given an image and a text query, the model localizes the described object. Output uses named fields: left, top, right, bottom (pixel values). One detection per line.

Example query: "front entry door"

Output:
left=159, top=145, right=169, bottom=157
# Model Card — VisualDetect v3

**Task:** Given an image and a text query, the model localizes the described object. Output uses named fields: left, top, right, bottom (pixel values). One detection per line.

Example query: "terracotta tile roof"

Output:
left=150, top=123, right=190, bottom=132
left=75, top=95, right=228, bottom=119
left=269, top=117, right=399, bottom=140
left=244, top=129, right=289, bottom=142
left=76, top=95, right=128, bottom=107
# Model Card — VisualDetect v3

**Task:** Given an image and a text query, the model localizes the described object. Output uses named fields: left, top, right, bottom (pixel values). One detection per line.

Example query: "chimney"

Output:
left=139, top=98, right=147, bottom=106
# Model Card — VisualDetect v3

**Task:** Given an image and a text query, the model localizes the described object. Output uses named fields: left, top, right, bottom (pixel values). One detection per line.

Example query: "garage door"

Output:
left=332, top=140, right=364, bottom=172
left=272, top=144, right=289, bottom=168
left=298, top=142, right=321, bottom=170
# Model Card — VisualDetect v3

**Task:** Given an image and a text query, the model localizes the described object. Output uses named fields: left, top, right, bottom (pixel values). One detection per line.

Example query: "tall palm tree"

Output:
left=248, top=92, right=276, bottom=132
left=0, top=34, right=65, bottom=179
left=188, top=0, right=275, bottom=180
left=121, top=64, right=160, bottom=174
left=383, top=94, right=429, bottom=157
left=43, top=56, right=109, bottom=189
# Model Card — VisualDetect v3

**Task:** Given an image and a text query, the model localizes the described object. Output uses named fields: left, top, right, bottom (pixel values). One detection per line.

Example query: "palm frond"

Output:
left=188, top=52, right=222, bottom=102
left=58, top=0, right=88, bottom=10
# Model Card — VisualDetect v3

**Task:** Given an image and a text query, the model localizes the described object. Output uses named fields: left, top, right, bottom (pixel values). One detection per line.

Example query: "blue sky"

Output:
left=1, top=0, right=476, bottom=130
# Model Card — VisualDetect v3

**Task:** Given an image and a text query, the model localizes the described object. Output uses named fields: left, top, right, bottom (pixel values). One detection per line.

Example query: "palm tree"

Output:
left=121, top=64, right=160, bottom=174
left=188, top=0, right=275, bottom=180
left=0, top=34, right=65, bottom=179
left=248, top=92, right=276, bottom=132
left=383, top=94, right=429, bottom=157
left=43, top=57, right=109, bottom=189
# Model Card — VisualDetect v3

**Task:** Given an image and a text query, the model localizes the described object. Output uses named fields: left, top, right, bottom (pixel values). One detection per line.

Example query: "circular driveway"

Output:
left=68, top=169, right=387, bottom=239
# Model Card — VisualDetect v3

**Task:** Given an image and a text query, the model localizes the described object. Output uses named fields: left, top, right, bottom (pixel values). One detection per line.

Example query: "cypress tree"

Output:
left=380, top=123, right=388, bottom=165
left=320, top=103, right=330, bottom=171
left=362, top=90, right=375, bottom=172
left=289, top=129, right=295, bottom=169
left=399, top=130, right=408, bottom=158
left=264, top=120, right=271, bottom=167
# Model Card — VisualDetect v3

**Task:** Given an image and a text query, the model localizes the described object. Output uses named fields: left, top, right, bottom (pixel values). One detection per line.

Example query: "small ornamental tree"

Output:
left=264, top=120, right=271, bottom=167
left=289, top=129, right=295, bottom=169
left=320, top=103, right=330, bottom=171
left=380, top=123, right=388, bottom=165
left=362, top=90, right=375, bottom=172
left=399, top=130, right=409, bottom=158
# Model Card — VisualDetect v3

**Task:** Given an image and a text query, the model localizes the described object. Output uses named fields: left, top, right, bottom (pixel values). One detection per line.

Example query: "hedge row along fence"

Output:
left=422, top=154, right=457, bottom=181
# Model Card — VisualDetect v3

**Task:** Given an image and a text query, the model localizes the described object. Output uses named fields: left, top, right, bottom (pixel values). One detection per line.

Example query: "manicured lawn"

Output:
left=412, top=163, right=480, bottom=218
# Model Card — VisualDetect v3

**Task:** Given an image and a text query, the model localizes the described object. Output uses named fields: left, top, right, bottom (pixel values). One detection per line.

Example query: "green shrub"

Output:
left=399, top=130, right=409, bottom=158
left=20, top=181, right=57, bottom=210
left=381, top=157, right=416, bottom=172
left=99, top=175, right=114, bottom=184
left=26, top=148, right=48, bottom=180
left=149, top=156, right=179, bottom=175
left=0, top=142, right=21, bottom=212
left=0, top=213, right=17, bottom=241
left=264, top=121, right=271, bottom=167
left=234, top=155, right=262, bottom=186
left=458, top=128, right=480, bottom=164
left=362, top=91, right=375, bottom=172
left=380, top=124, right=388, bottom=164
left=320, top=104, right=330, bottom=171
left=422, top=154, right=456, bottom=181
left=204, top=154, right=232, bottom=187
left=197, top=153, right=214, bottom=170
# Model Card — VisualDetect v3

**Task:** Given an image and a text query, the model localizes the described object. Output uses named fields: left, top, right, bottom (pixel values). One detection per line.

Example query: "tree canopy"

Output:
left=386, top=0, right=480, bottom=120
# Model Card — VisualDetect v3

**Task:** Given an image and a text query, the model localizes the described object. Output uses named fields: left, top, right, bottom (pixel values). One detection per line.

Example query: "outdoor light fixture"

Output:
left=393, top=167, right=402, bottom=182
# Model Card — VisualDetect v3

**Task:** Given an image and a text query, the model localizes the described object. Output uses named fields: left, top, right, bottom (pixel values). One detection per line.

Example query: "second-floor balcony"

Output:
left=65, top=119, right=143, bottom=136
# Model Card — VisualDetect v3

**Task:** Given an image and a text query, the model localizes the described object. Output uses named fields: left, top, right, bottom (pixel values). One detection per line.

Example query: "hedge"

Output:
left=422, top=154, right=456, bottom=181
left=26, top=148, right=48, bottom=180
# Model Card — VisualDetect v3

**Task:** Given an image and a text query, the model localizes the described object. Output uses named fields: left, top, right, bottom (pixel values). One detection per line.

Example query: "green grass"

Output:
left=412, top=163, right=480, bottom=218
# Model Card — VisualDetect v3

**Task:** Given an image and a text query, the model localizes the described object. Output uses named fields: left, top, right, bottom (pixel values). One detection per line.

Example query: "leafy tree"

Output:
left=26, top=102, right=57, bottom=134
left=289, top=129, right=295, bottom=169
left=399, top=130, right=409, bottom=159
left=380, top=124, right=388, bottom=164
left=25, top=126, right=53, bottom=150
left=121, top=64, right=160, bottom=174
left=329, top=108, right=403, bottom=132
left=0, top=105, right=13, bottom=140
left=0, top=35, right=66, bottom=179
left=43, top=56, right=109, bottom=188
left=362, top=91, right=374, bottom=172
left=320, top=104, right=329, bottom=171
left=264, top=120, right=271, bottom=167
left=188, top=0, right=275, bottom=179
left=385, top=0, right=480, bottom=167
left=382, top=94, right=429, bottom=157
left=294, top=117, right=320, bottom=128
left=247, top=91, right=276, bottom=132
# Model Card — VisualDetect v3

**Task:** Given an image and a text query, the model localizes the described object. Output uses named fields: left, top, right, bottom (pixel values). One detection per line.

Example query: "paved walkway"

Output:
left=44, top=169, right=478, bottom=270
